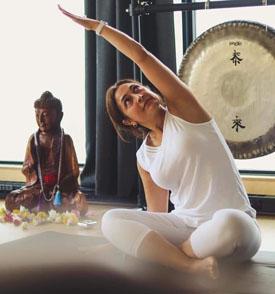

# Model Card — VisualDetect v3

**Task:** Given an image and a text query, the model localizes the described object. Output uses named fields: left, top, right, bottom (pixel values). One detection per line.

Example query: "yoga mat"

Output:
left=0, top=231, right=274, bottom=294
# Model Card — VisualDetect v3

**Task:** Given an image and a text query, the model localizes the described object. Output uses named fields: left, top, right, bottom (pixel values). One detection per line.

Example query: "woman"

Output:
left=59, top=5, right=261, bottom=279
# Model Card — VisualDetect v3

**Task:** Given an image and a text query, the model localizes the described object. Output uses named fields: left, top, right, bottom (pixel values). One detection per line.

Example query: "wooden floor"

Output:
left=1, top=201, right=274, bottom=294
left=0, top=201, right=275, bottom=252
left=257, top=215, right=275, bottom=251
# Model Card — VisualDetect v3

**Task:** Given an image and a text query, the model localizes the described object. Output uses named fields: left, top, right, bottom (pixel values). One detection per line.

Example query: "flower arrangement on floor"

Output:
left=0, top=205, right=80, bottom=229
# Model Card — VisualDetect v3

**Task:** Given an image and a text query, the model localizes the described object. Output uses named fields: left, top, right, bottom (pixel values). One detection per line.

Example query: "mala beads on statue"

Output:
left=34, top=128, right=64, bottom=210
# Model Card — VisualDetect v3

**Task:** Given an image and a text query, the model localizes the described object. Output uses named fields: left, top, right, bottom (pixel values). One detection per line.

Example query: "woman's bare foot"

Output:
left=190, top=256, right=219, bottom=280
left=179, top=240, right=219, bottom=279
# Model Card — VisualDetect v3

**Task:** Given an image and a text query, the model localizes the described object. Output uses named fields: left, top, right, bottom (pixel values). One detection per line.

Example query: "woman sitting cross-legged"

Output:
left=59, top=5, right=261, bottom=279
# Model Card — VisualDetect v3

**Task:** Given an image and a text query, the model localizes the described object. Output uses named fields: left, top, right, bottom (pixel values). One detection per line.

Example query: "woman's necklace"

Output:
left=34, top=128, right=64, bottom=203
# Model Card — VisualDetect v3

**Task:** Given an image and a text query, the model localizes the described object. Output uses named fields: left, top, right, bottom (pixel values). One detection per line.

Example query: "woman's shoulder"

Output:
left=167, top=96, right=212, bottom=124
left=166, top=108, right=214, bottom=128
left=136, top=138, right=147, bottom=155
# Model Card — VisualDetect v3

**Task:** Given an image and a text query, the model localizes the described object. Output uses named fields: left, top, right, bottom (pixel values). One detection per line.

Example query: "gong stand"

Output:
left=127, top=0, right=275, bottom=15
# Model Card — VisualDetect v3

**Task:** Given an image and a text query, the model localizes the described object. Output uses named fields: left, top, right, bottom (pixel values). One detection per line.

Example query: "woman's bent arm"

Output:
left=137, top=163, right=169, bottom=213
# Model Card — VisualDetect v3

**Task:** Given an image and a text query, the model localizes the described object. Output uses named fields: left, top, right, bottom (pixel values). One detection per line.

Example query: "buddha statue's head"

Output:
left=34, top=91, right=63, bottom=134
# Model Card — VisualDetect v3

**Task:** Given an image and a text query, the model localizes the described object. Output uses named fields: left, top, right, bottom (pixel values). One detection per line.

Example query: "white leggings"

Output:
left=101, top=208, right=261, bottom=261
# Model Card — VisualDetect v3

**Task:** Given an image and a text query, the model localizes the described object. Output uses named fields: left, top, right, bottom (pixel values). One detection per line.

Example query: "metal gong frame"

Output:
left=127, top=0, right=275, bottom=16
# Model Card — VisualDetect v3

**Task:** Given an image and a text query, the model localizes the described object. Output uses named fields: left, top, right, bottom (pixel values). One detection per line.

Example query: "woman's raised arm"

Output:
left=58, top=5, right=210, bottom=123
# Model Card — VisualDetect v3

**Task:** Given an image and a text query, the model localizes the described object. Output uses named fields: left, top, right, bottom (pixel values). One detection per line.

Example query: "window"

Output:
left=174, top=1, right=275, bottom=172
left=0, top=1, right=85, bottom=164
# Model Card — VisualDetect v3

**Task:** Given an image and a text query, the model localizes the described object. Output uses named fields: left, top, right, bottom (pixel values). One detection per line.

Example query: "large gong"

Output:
left=178, top=21, right=275, bottom=159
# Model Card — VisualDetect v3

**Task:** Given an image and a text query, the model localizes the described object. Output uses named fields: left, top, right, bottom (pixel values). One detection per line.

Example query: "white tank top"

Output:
left=136, top=110, right=256, bottom=228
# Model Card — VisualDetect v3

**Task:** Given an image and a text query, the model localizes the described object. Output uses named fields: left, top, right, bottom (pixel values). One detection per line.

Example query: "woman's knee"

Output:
left=101, top=208, right=134, bottom=238
left=213, top=209, right=257, bottom=244
left=191, top=209, right=260, bottom=259
left=102, top=208, right=124, bottom=228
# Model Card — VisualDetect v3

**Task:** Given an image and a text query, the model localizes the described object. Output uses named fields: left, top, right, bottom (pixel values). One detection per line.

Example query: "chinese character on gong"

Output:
left=232, top=116, right=245, bottom=132
left=230, top=50, right=243, bottom=66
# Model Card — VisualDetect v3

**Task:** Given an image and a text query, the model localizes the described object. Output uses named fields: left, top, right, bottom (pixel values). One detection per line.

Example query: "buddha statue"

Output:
left=5, top=91, right=88, bottom=216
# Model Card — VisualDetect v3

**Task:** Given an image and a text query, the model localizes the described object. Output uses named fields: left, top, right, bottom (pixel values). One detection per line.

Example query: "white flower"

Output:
left=32, top=218, right=40, bottom=226
left=55, top=215, right=62, bottom=224
left=48, top=209, right=58, bottom=222
left=20, top=206, right=28, bottom=212
left=22, top=222, right=28, bottom=230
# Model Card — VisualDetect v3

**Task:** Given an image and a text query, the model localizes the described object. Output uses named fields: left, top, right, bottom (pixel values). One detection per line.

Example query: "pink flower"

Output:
left=4, top=213, right=13, bottom=223
left=13, top=219, right=22, bottom=226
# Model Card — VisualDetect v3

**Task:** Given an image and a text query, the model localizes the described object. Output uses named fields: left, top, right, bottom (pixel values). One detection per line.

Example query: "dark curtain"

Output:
left=81, top=0, right=176, bottom=206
